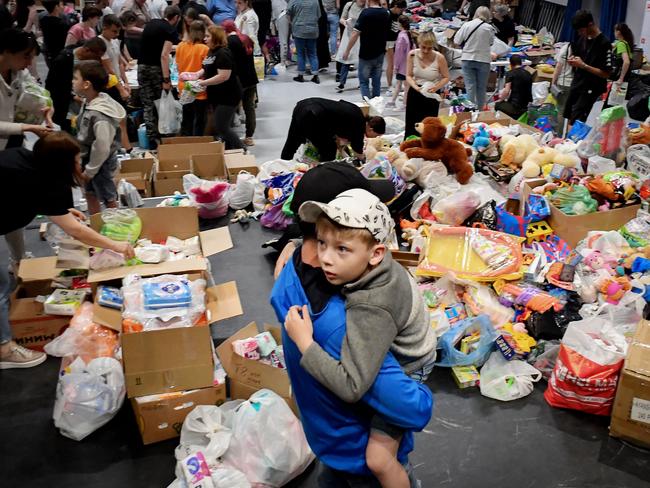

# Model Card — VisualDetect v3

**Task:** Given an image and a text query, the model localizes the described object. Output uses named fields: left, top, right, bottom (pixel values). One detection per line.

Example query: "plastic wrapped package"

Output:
left=526, top=340, right=561, bottom=380
left=544, top=317, right=627, bottom=415
left=626, top=144, right=650, bottom=180
left=135, top=244, right=170, bottom=264
left=52, top=356, right=125, bottom=441
left=360, top=154, right=406, bottom=196
left=183, top=174, right=230, bottom=219
left=100, top=208, right=142, bottom=243
left=462, top=283, right=514, bottom=327
left=417, top=227, right=524, bottom=282
left=229, top=171, right=257, bottom=210
left=436, top=314, right=497, bottom=367
left=14, top=78, right=52, bottom=124
left=479, top=352, right=541, bottom=401
left=432, top=191, right=481, bottom=225
left=89, top=249, right=126, bottom=270
left=253, top=160, right=301, bottom=211
left=463, top=200, right=498, bottom=230
left=121, top=274, right=207, bottom=331
left=117, top=179, right=144, bottom=208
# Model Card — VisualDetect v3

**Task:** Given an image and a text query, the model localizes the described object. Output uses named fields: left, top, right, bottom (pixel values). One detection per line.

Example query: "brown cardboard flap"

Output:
left=90, top=207, right=200, bottom=241
left=192, top=153, right=227, bottom=180
left=627, top=320, right=650, bottom=377
left=93, top=302, right=123, bottom=332
left=18, top=256, right=59, bottom=282
left=162, top=136, right=216, bottom=145
left=120, top=158, right=155, bottom=178
left=206, top=281, right=242, bottom=322
left=158, top=142, right=225, bottom=165
left=224, top=153, right=259, bottom=175
left=199, top=226, right=233, bottom=257
left=154, top=179, right=185, bottom=197
left=217, top=322, right=259, bottom=376
left=122, top=326, right=214, bottom=398
left=87, top=256, right=208, bottom=283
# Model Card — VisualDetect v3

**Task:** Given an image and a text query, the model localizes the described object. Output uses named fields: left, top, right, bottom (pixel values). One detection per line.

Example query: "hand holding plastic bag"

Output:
left=480, top=352, right=541, bottom=401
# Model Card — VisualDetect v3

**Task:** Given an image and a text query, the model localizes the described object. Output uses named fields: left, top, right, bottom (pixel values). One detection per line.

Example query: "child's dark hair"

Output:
left=615, top=23, right=635, bottom=50
left=510, top=54, right=522, bottom=67
left=398, top=15, right=413, bottom=47
left=76, top=61, right=109, bottom=92
left=366, top=116, right=386, bottom=135
left=572, top=9, right=593, bottom=30
left=390, top=0, right=407, bottom=9
left=42, top=0, right=60, bottom=14
left=82, top=5, right=102, bottom=21
left=103, top=14, right=122, bottom=29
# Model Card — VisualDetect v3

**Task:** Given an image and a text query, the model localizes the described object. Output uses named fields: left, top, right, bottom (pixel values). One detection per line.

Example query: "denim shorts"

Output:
left=84, top=156, right=119, bottom=204
left=370, top=358, right=435, bottom=440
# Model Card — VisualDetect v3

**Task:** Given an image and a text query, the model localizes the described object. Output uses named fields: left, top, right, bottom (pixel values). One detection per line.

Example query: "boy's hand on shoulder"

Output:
left=285, top=305, right=314, bottom=353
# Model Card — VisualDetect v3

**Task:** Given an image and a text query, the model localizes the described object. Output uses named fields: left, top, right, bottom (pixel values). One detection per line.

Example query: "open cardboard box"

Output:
left=117, top=158, right=155, bottom=197
left=93, top=271, right=243, bottom=398
left=217, top=322, right=297, bottom=415
left=192, top=153, right=227, bottom=181
left=155, top=141, right=226, bottom=196
left=86, top=207, right=233, bottom=283
left=131, top=382, right=227, bottom=444
left=610, top=320, right=650, bottom=448
left=224, top=152, right=258, bottom=183
left=522, top=179, right=641, bottom=248
left=162, top=136, right=215, bottom=145
left=450, top=110, right=541, bottom=139
left=10, top=256, right=70, bottom=351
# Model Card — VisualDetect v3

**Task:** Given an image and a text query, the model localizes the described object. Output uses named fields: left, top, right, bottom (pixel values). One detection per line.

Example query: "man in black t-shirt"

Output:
left=137, top=5, right=180, bottom=146
left=495, top=55, right=532, bottom=118
left=564, top=10, right=612, bottom=125
left=40, top=0, right=70, bottom=67
left=343, top=0, right=391, bottom=99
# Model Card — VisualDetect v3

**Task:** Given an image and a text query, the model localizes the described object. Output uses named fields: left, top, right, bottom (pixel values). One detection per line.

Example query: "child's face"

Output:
left=103, top=24, right=120, bottom=39
left=316, top=224, right=384, bottom=285
left=72, top=70, right=89, bottom=97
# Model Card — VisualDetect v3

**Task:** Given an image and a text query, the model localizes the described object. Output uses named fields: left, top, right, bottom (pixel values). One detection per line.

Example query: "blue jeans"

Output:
left=0, top=251, right=12, bottom=343
left=317, top=462, right=419, bottom=487
left=358, top=54, right=384, bottom=99
left=461, top=60, right=491, bottom=110
left=339, top=63, right=351, bottom=86
left=295, top=37, right=318, bottom=75
left=327, top=13, right=339, bottom=55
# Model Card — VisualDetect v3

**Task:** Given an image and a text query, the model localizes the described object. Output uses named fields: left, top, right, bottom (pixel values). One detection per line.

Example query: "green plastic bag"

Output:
left=100, top=209, right=142, bottom=243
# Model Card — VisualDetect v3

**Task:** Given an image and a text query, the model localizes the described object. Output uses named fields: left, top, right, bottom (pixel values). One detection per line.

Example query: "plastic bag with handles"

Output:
left=479, top=352, right=542, bottom=401
left=156, top=90, right=183, bottom=135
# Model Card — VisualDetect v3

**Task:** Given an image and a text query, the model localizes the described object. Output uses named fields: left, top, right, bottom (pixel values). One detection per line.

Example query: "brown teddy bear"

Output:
left=400, top=117, right=473, bottom=184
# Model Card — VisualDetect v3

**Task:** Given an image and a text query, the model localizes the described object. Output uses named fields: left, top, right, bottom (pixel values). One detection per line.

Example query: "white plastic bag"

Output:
left=52, top=357, right=125, bottom=441
left=182, top=174, right=230, bottom=219
left=229, top=171, right=256, bottom=210
left=223, top=390, right=314, bottom=487
left=177, top=405, right=234, bottom=460
left=253, top=159, right=297, bottom=211
left=491, top=37, right=511, bottom=58
left=383, top=116, right=405, bottom=135
left=364, top=96, right=386, bottom=116
left=118, top=179, right=144, bottom=208
left=532, top=82, right=550, bottom=104
left=157, top=90, right=182, bottom=135
left=479, top=352, right=542, bottom=401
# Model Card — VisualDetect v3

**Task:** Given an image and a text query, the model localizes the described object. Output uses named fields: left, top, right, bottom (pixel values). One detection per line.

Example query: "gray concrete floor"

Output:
left=2, top=62, right=650, bottom=487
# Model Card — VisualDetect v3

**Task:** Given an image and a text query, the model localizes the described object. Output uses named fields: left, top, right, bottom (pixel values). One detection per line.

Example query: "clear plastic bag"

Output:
left=527, top=340, right=561, bottom=380
left=118, top=179, right=144, bottom=208
left=14, top=77, right=52, bottom=124
left=100, top=208, right=142, bottom=243
left=436, top=314, right=497, bottom=367
left=432, top=191, right=481, bottom=225
left=222, top=390, right=314, bottom=487
left=479, top=352, right=541, bottom=401
left=52, top=356, right=125, bottom=441
left=157, top=90, right=183, bottom=135
left=183, top=174, right=230, bottom=219
left=229, top=171, right=256, bottom=210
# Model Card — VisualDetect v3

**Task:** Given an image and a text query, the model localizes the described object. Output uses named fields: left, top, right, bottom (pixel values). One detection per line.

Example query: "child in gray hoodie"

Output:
left=73, top=61, right=126, bottom=215
left=285, top=188, right=437, bottom=488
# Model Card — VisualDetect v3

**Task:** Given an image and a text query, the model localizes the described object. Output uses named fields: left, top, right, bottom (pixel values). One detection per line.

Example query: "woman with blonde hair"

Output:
left=195, top=25, right=244, bottom=148
left=404, top=30, right=449, bottom=138
left=453, top=5, right=495, bottom=110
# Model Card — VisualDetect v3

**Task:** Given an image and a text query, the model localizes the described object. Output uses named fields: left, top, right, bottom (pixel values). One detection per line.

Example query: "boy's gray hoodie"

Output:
left=77, top=92, right=126, bottom=178
left=300, top=252, right=437, bottom=403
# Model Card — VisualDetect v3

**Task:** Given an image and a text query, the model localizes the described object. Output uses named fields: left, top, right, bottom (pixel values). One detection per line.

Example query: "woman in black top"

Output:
left=492, top=4, right=516, bottom=46
left=223, top=19, right=258, bottom=146
left=0, top=132, right=134, bottom=369
left=197, top=25, right=243, bottom=149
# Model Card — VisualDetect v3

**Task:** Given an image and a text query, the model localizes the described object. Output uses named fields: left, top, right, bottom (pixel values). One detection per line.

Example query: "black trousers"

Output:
left=563, top=85, right=603, bottom=124
left=281, top=108, right=336, bottom=161
left=404, top=87, right=440, bottom=140
left=181, top=99, right=208, bottom=136
left=494, top=100, right=526, bottom=120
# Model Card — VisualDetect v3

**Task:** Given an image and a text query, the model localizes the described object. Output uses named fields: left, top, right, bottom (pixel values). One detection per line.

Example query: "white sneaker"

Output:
left=0, top=341, right=47, bottom=369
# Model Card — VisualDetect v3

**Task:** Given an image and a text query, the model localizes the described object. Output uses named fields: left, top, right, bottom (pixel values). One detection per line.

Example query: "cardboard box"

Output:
left=10, top=261, right=70, bottom=351
left=192, top=153, right=226, bottom=181
left=450, top=111, right=540, bottom=139
left=87, top=207, right=233, bottom=283
left=155, top=142, right=225, bottom=196
left=94, top=273, right=243, bottom=398
left=523, top=179, right=640, bottom=248
left=217, top=322, right=297, bottom=414
left=118, top=158, right=155, bottom=197
left=131, top=383, right=226, bottom=444
left=224, top=152, right=258, bottom=183
left=610, top=320, right=650, bottom=448
left=162, top=136, right=214, bottom=145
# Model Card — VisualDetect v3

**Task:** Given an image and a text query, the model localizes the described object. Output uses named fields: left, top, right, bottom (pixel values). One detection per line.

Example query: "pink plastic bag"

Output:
left=183, top=174, right=230, bottom=219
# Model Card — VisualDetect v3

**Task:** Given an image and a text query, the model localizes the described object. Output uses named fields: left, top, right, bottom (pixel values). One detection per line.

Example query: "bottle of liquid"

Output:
left=137, top=124, right=149, bottom=150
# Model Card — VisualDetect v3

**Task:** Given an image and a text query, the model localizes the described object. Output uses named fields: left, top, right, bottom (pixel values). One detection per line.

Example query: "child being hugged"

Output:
left=285, top=188, right=437, bottom=488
